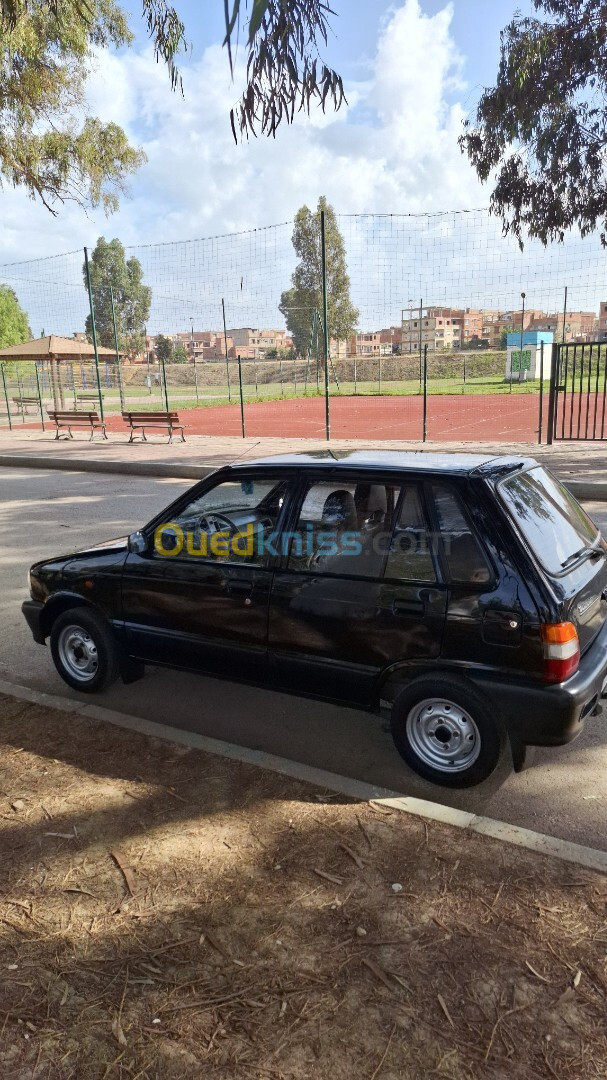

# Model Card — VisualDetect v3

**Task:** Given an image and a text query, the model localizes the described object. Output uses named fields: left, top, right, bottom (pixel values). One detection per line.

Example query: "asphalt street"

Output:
left=1, top=465, right=606, bottom=849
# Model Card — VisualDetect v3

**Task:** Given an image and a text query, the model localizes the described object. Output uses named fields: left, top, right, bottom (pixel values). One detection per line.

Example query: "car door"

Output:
left=121, top=471, right=292, bottom=681
left=268, top=473, right=447, bottom=706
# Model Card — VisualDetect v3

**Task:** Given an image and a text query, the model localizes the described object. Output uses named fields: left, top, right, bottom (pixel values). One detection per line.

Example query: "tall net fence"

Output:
left=1, top=210, right=606, bottom=441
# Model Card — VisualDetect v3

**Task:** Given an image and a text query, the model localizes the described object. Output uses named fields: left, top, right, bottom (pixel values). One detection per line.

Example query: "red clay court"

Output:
left=101, top=392, right=543, bottom=443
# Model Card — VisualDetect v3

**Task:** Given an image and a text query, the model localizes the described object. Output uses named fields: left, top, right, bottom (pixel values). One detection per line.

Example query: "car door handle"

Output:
left=392, top=598, right=425, bottom=616
left=227, top=579, right=254, bottom=598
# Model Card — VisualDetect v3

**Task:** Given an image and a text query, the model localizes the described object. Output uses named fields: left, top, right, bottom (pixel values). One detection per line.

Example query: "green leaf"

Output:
left=247, top=0, right=269, bottom=44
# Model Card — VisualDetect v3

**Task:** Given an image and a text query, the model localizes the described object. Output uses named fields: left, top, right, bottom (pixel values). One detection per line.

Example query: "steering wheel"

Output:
left=202, top=512, right=236, bottom=534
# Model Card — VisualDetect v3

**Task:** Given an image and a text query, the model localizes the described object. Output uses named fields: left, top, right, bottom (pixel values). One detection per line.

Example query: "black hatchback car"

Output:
left=22, top=451, right=607, bottom=788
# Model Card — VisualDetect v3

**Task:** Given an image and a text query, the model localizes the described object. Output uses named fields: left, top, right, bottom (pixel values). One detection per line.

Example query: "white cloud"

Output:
left=0, top=0, right=482, bottom=263
left=10, top=2, right=602, bottom=333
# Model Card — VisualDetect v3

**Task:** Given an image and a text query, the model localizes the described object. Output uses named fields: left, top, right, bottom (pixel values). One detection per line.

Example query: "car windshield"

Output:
left=499, top=466, right=600, bottom=576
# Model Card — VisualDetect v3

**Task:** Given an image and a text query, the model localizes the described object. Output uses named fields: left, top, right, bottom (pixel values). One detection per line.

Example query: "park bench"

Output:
left=74, top=391, right=101, bottom=406
left=12, top=395, right=40, bottom=414
left=47, top=409, right=107, bottom=441
left=122, top=410, right=185, bottom=443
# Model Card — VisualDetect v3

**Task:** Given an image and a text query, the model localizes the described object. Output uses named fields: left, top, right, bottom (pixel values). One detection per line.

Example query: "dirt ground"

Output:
left=0, top=692, right=606, bottom=1080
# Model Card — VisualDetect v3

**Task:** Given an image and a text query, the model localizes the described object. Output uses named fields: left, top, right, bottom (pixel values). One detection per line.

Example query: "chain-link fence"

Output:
left=0, top=210, right=604, bottom=441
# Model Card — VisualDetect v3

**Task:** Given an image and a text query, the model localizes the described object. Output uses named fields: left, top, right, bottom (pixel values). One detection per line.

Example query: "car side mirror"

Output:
left=128, top=531, right=148, bottom=555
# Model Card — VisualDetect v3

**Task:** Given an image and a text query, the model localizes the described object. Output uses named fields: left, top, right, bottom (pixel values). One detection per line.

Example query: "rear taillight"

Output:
left=541, top=622, right=580, bottom=683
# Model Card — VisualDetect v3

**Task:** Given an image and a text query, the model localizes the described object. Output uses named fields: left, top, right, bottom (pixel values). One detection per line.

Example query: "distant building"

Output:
left=227, top=328, right=292, bottom=359
left=348, top=326, right=402, bottom=357
left=401, top=307, right=461, bottom=353
left=529, top=311, right=597, bottom=343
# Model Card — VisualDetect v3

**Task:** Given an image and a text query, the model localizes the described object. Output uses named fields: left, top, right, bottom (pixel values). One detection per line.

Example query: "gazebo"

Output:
left=0, top=335, right=117, bottom=410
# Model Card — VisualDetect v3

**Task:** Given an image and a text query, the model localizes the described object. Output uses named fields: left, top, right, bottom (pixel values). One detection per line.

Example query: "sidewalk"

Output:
left=0, top=429, right=606, bottom=496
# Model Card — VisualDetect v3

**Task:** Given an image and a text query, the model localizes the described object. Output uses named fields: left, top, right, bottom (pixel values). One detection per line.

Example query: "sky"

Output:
left=4, top=0, right=606, bottom=336
left=0, top=0, right=531, bottom=264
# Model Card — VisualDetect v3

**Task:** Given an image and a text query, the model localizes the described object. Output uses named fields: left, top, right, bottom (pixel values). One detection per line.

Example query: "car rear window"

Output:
left=499, top=467, right=600, bottom=576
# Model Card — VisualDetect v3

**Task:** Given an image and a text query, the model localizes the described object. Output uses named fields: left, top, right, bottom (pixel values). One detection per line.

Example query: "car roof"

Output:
left=227, top=450, right=537, bottom=477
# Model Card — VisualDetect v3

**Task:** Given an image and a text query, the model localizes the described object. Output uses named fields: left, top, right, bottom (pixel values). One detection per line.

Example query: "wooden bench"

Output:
left=74, top=391, right=101, bottom=405
left=47, top=409, right=107, bottom=441
left=122, top=410, right=185, bottom=443
left=12, top=395, right=40, bottom=413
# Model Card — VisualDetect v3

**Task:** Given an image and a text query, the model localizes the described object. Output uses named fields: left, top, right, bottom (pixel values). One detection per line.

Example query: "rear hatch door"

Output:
left=498, top=466, right=607, bottom=655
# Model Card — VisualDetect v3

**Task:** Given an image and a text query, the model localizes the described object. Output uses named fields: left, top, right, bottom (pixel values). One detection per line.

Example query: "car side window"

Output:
left=287, top=479, right=399, bottom=578
left=153, top=477, right=288, bottom=565
left=431, top=483, right=492, bottom=584
left=384, top=485, right=437, bottom=582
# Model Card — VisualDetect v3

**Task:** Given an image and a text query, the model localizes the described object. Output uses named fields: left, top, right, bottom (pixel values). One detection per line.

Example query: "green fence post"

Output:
left=546, top=343, right=559, bottom=445
left=1, top=365, right=12, bottom=430
left=378, top=355, right=382, bottom=394
left=221, top=299, right=232, bottom=404
left=35, top=363, right=45, bottom=432
left=190, top=321, right=200, bottom=406
left=315, top=311, right=320, bottom=393
left=160, top=354, right=169, bottom=412
left=110, top=286, right=125, bottom=413
left=422, top=345, right=428, bottom=442
left=279, top=357, right=284, bottom=396
left=254, top=362, right=258, bottom=398
left=518, top=291, right=526, bottom=387
left=84, top=247, right=104, bottom=422
left=321, top=209, right=331, bottom=440
left=538, top=341, right=544, bottom=444
left=418, top=298, right=423, bottom=391
left=145, top=326, right=152, bottom=395
left=193, top=355, right=199, bottom=406
left=237, top=354, right=246, bottom=437
left=16, top=367, right=25, bottom=422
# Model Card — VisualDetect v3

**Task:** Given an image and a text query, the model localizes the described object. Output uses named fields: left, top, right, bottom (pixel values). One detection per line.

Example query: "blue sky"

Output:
left=2, top=0, right=535, bottom=265
left=5, top=0, right=605, bottom=338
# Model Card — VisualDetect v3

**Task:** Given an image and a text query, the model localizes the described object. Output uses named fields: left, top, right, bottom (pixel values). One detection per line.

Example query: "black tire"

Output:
left=390, top=674, right=507, bottom=788
left=50, top=607, right=121, bottom=694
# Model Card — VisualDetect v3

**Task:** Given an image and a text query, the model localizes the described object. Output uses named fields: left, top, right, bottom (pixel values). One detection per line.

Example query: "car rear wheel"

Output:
left=390, top=675, right=507, bottom=788
left=50, top=608, right=120, bottom=694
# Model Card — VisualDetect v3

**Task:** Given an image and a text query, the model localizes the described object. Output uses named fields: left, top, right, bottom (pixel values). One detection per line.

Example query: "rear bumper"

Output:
left=22, top=600, right=46, bottom=645
left=471, top=619, right=607, bottom=747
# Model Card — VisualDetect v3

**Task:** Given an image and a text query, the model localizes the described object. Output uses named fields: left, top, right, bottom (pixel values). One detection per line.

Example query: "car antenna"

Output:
left=327, top=449, right=338, bottom=461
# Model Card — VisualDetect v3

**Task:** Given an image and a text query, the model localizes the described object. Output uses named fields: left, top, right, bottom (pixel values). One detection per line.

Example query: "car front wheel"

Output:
left=50, top=608, right=120, bottom=694
left=390, top=675, right=507, bottom=788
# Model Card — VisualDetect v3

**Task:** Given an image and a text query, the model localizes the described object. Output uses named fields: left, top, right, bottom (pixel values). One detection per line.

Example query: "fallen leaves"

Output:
left=525, top=960, right=551, bottom=983
left=313, top=868, right=344, bottom=886
left=111, top=1017, right=127, bottom=1046
left=437, top=993, right=455, bottom=1029
left=110, top=849, right=137, bottom=897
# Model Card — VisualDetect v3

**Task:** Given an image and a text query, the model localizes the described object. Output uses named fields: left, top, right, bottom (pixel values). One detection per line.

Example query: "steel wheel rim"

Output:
left=57, top=624, right=99, bottom=683
left=405, top=697, right=481, bottom=773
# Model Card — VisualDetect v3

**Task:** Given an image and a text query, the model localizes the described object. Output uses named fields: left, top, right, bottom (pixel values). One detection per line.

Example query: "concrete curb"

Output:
left=566, top=480, right=607, bottom=501
left=0, top=453, right=218, bottom=481
left=1, top=677, right=605, bottom=875
left=0, top=451, right=605, bottom=500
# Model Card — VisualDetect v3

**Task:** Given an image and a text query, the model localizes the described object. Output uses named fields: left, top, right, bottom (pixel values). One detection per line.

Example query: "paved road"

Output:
left=2, top=466, right=606, bottom=849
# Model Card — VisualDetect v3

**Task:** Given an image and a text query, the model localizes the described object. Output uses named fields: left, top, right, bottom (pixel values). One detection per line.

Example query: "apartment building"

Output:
left=348, top=326, right=402, bottom=357
left=529, top=311, right=598, bottom=343
left=401, top=307, right=461, bottom=353
left=227, top=328, right=292, bottom=359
